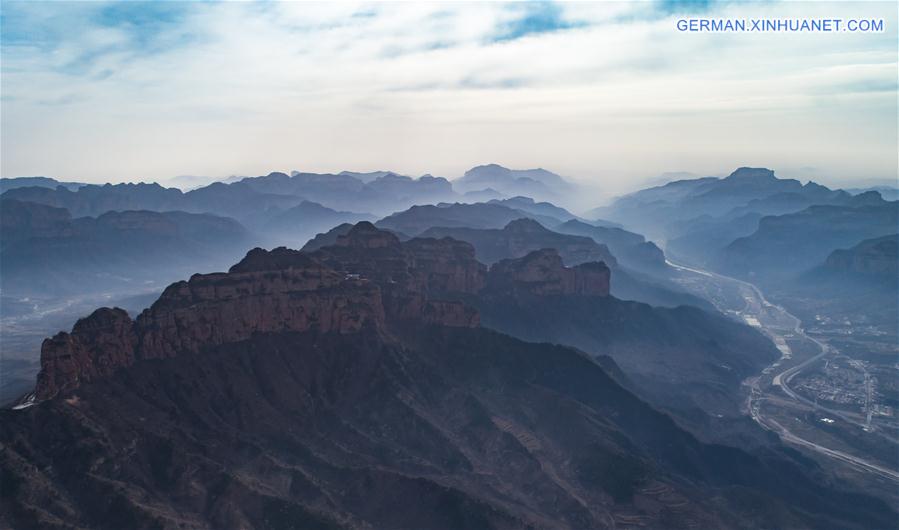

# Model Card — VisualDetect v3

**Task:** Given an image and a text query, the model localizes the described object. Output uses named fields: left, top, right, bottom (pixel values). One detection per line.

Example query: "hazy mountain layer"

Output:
left=2, top=223, right=892, bottom=530
left=0, top=199, right=252, bottom=297
left=717, top=199, right=898, bottom=281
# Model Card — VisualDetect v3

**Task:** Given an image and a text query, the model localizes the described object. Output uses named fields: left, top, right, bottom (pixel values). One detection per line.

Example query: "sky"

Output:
left=2, top=1, right=897, bottom=194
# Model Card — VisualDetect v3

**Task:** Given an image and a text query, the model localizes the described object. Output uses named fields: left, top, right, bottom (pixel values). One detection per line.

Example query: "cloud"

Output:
left=1, top=1, right=896, bottom=193
left=492, top=2, right=585, bottom=42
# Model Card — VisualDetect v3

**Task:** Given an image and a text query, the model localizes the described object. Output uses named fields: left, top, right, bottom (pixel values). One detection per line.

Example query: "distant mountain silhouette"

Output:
left=0, top=171, right=456, bottom=225
left=261, top=201, right=375, bottom=248
left=487, top=196, right=580, bottom=221
left=336, top=169, right=395, bottom=182
left=776, top=234, right=899, bottom=346
left=2, top=182, right=185, bottom=217
left=0, top=176, right=85, bottom=193
left=847, top=185, right=899, bottom=201
left=555, top=219, right=666, bottom=273
left=454, top=163, right=571, bottom=200
left=717, top=196, right=898, bottom=281
left=0, top=199, right=251, bottom=297
left=238, top=171, right=456, bottom=215
left=822, top=233, right=898, bottom=277
left=462, top=187, right=505, bottom=201
left=376, top=202, right=562, bottom=235
left=596, top=167, right=855, bottom=245
left=420, top=218, right=616, bottom=267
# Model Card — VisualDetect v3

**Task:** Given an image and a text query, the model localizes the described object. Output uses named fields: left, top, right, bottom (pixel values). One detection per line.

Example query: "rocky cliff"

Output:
left=487, top=248, right=611, bottom=297
left=35, top=308, right=136, bottom=400
left=33, top=223, right=485, bottom=399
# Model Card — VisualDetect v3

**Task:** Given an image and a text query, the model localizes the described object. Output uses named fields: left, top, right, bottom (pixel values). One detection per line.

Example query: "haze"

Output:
left=2, top=1, right=897, bottom=193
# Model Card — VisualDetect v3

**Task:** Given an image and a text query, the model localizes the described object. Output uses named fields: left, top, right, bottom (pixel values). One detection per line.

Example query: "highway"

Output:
left=665, top=259, right=899, bottom=483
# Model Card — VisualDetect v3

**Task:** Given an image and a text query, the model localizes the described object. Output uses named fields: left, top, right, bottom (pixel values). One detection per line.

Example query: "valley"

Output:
left=666, top=259, right=899, bottom=486
left=0, top=289, right=161, bottom=405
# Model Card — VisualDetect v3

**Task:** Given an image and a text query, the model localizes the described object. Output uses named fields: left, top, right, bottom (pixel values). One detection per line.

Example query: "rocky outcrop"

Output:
left=35, top=308, right=136, bottom=400
left=404, top=237, right=486, bottom=294
left=135, top=267, right=385, bottom=359
left=487, top=249, right=610, bottom=297
left=33, top=223, right=487, bottom=398
left=311, top=222, right=485, bottom=322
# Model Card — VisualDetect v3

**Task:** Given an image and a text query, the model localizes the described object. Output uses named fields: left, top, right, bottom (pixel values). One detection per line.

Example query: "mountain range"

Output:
left=2, top=222, right=892, bottom=529
left=453, top=164, right=573, bottom=202
left=716, top=195, right=898, bottom=282
left=0, top=199, right=251, bottom=297
left=409, top=216, right=707, bottom=310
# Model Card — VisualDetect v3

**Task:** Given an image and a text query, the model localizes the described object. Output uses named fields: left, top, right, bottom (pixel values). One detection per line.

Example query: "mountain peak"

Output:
left=338, top=221, right=402, bottom=249
left=725, top=167, right=777, bottom=180
left=503, top=217, right=548, bottom=233
left=488, top=248, right=610, bottom=297
left=229, top=246, right=319, bottom=273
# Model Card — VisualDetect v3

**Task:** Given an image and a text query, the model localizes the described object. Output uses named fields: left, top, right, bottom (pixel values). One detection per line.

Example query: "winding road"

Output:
left=665, top=260, right=899, bottom=483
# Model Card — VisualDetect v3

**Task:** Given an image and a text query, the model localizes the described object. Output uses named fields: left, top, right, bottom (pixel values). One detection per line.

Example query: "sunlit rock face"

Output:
left=33, top=223, right=487, bottom=398
left=35, top=308, right=136, bottom=400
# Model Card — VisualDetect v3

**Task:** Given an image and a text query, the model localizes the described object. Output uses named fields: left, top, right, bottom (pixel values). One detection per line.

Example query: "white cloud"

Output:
left=1, top=1, right=896, bottom=195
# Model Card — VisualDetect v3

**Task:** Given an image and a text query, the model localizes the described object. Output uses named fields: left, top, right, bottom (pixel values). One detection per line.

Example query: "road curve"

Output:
left=665, top=259, right=899, bottom=483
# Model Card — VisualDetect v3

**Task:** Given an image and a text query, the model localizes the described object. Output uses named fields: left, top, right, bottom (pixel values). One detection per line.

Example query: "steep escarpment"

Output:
left=33, top=222, right=484, bottom=400
left=486, top=248, right=610, bottom=297
left=35, top=308, right=137, bottom=400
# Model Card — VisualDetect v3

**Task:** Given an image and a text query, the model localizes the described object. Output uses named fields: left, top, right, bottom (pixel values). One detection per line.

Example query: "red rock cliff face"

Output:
left=312, top=222, right=485, bottom=322
left=486, top=249, right=610, bottom=297
left=33, top=223, right=486, bottom=399
left=404, top=237, right=486, bottom=294
left=135, top=266, right=385, bottom=359
left=35, top=308, right=136, bottom=400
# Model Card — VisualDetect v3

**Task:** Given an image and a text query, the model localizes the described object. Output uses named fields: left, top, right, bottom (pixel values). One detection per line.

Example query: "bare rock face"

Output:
left=33, top=223, right=487, bottom=398
left=312, top=222, right=486, bottom=322
left=404, top=237, right=486, bottom=294
left=135, top=266, right=385, bottom=359
left=35, top=308, right=136, bottom=400
left=572, top=261, right=613, bottom=295
left=487, top=249, right=610, bottom=297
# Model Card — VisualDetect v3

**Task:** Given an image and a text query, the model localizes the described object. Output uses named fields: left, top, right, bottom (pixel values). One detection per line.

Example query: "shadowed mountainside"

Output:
left=716, top=197, right=898, bottom=282
left=418, top=219, right=710, bottom=311
left=0, top=199, right=252, bottom=297
left=2, top=223, right=893, bottom=530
